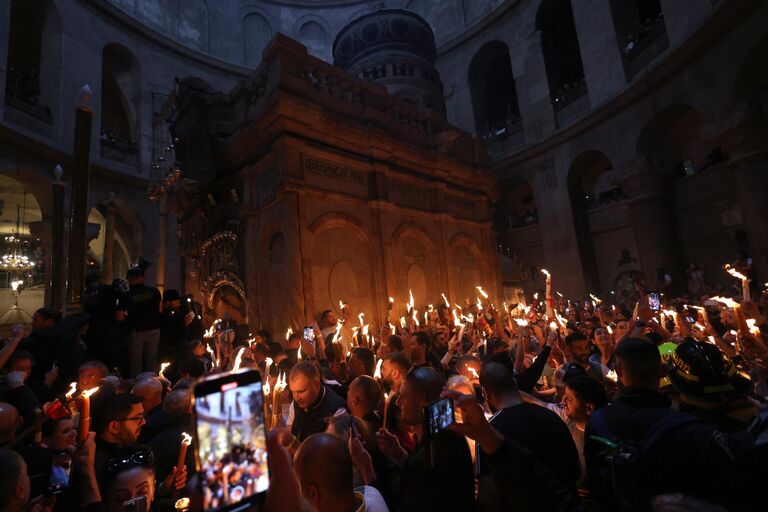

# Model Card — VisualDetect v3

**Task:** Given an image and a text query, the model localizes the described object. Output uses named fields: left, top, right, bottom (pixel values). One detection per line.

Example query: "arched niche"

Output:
left=495, top=178, right=538, bottom=230
left=468, top=41, right=521, bottom=139
left=5, top=0, right=62, bottom=122
left=636, top=105, right=708, bottom=179
left=308, top=215, right=377, bottom=324
left=244, top=12, right=273, bottom=68
left=536, top=0, right=587, bottom=107
left=568, top=150, right=613, bottom=291
left=392, top=223, right=441, bottom=308
left=449, top=234, right=483, bottom=306
left=100, top=43, right=141, bottom=161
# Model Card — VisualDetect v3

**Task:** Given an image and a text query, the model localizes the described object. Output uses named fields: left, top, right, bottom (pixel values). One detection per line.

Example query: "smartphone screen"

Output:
left=647, top=293, right=661, bottom=312
left=303, top=327, right=315, bottom=343
left=194, top=369, right=269, bottom=511
left=123, top=495, right=148, bottom=512
left=424, top=397, right=455, bottom=436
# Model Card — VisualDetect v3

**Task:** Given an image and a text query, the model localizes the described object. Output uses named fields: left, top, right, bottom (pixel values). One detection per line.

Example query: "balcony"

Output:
left=100, top=131, right=139, bottom=167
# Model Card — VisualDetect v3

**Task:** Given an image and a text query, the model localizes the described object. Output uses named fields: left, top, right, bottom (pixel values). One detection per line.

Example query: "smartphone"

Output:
left=647, top=293, right=661, bottom=313
left=193, top=369, right=269, bottom=511
left=123, top=495, right=148, bottom=512
left=423, top=397, right=455, bottom=436
left=303, top=326, right=316, bottom=344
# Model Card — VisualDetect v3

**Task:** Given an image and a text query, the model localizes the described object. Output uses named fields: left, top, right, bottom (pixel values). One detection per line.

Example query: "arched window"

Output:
left=244, top=13, right=273, bottom=68
left=100, top=44, right=141, bottom=164
left=179, top=0, right=210, bottom=52
left=468, top=41, right=521, bottom=140
left=568, top=151, right=613, bottom=291
left=609, top=0, right=667, bottom=78
left=5, top=0, right=61, bottom=123
left=536, top=0, right=586, bottom=110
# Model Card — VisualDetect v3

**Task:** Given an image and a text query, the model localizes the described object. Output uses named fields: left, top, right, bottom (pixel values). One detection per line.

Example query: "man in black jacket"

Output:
left=584, top=338, right=762, bottom=511
left=479, top=362, right=580, bottom=510
left=375, top=367, right=475, bottom=512
left=288, top=362, right=346, bottom=441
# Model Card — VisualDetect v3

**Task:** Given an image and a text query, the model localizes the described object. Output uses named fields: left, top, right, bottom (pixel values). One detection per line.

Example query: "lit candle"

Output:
left=176, top=432, right=192, bottom=475
left=441, top=293, right=450, bottom=308
left=65, top=382, right=77, bottom=401
left=725, top=265, right=751, bottom=301
left=77, top=387, right=100, bottom=445
left=382, top=392, right=390, bottom=429
left=232, top=347, right=246, bottom=370
left=263, top=378, right=272, bottom=429
left=159, top=362, right=171, bottom=379
left=710, top=296, right=750, bottom=336
left=374, top=358, right=383, bottom=380
left=385, top=297, right=394, bottom=324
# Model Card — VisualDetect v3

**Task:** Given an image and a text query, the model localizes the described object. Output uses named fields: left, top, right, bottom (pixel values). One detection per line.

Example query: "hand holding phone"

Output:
left=647, top=292, right=661, bottom=313
left=423, top=397, right=455, bottom=436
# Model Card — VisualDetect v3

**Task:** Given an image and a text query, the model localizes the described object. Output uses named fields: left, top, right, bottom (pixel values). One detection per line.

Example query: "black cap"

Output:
left=163, top=289, right=181, bottom=302
left=126, top=267, right=143, bottom=278
left=668, top=338, right=751, bottom=403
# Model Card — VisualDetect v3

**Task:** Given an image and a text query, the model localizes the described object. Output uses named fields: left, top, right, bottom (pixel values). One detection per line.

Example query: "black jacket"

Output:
left=290, top=385, right=346, bottom=441
left=584, top=387, right=763, bottom=511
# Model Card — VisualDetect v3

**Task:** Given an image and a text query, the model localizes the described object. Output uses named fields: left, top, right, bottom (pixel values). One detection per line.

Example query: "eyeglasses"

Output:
left=106, top=448, right=154, bottom=473
left=114, top=415, right=145, bottom=423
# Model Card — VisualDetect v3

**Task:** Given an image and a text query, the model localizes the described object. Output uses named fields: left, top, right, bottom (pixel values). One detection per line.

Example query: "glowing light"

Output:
left=533, top=292, right=539, bottom=300
left=285, top=327, right=293, bottom=342
left=408, top=289, right=415, bottom=311
left=65, top=382, right=78, bottom=400
left=540, top=269, right=550, bottom=279
left=747, top=319, right=761, bottom=335
left=181, top=432, right=193, bottom=446
left=606, top=325, right=613, bottom=335
left=81, top=386, right=100, bottom=398
left=374, top=359, right=383, bottom=380
left=724, top=264, right=749, bottom=282
left=710, top=296, right=740, bottom=308
left=606, top=370, right=618, bottom=383
left=514, top=319, right=528, bottom=327
left=159, top=362, right=171, bottom=378
left=476, top=286, right=489, bottom=299
left=549, top=321, right=558, bottom=330
left=452, top=309, right=463, bottom=327
left=590, top=294, right=602, bottom=304
left=468, top=367, right=479, bottom=380
left=232, top=347, right=246, bottom=370
left=441, top=293, right=450, bottom=308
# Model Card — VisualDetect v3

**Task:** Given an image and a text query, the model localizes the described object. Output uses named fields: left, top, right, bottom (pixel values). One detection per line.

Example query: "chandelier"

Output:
left=0, top=235, right=34, bottom=272
left=0, top=194, right=35, bottom=273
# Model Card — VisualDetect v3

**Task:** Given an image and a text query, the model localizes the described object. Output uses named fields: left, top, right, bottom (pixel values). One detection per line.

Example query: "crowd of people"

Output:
left=1, top=257, right=767, bottom=512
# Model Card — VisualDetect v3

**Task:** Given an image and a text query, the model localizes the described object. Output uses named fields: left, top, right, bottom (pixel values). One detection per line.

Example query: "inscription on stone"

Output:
left=387, top=178, right=430, bottom=199
left=305, top=158, right=365, bottom=185
left=445, top=194, right=476, bottom=210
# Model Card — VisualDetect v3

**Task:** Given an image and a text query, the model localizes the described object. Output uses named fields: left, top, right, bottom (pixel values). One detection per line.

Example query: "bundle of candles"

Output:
left=263, top=372, right=287, bottom=430
left=64, top=382, right=101, bottom=445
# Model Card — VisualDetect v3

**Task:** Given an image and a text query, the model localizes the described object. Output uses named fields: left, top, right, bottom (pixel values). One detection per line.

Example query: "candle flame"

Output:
left=476, top=286, right=489, bottom=299
left=389, top=297, right=394, bottom=304
left=452, top=308, right=463, bottom=327
left=65, top=382, right=78, bottom=399
left=82, top=386, right=100, bottom=398
left=331, top=323, right=343, bottom=345
left=339, top=299, right=345, bottom=309
left=285, top=327, right=293, bottom=342
left=556, top=291, right=564, bottom=298
left=747, top=318, right=761, bottom=335
left=590, top=294, right=602, bottom=304
left=408, top=290, right=415, bottom=311
left=232, top=347, right=246, bottom=370
left=374, top=359, right=383, bottom=380
left=468, top=367, right=479, bottom=380
left=549, top=321, right=558, bottom=330
left=159, top=362, right=171, bottom=378
left=724, top=264, right=749, bottom=282
left=710, top=296, right=740, bottom=308
left=181, top=432, right=193, bottom=446
left=606, top=325, right=614, bottom=335
left=358, top=313, right=365, bottom=326
left=707, top=336, right=716, bottom=345
left=206, top=344, right=215, bottom=359
left=541, top=269, right=551, bottom=279
left=441, top=293, right=450, bottom=308
left=263, top=378, right=271, bottom=396
left=476, top=297, right=483, bottom=311
left=606, top=369, right=618, bottom=383
left=533, top=292, right=539, bottom=300
left=514, top=319, right=528, bottom=327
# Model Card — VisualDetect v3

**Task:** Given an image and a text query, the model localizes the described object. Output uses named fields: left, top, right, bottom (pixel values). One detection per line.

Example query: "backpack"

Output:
left=589, top=409, right=701, bottom=512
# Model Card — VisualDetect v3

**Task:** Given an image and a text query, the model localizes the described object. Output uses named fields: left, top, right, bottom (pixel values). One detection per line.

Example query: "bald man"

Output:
left=347, top=376, right=382, bottom=430
left=295, top=433, right=388, bottom=512
left=0, top=402, right=20, bottom=447
left=132, top=377, right=164, bottom=414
